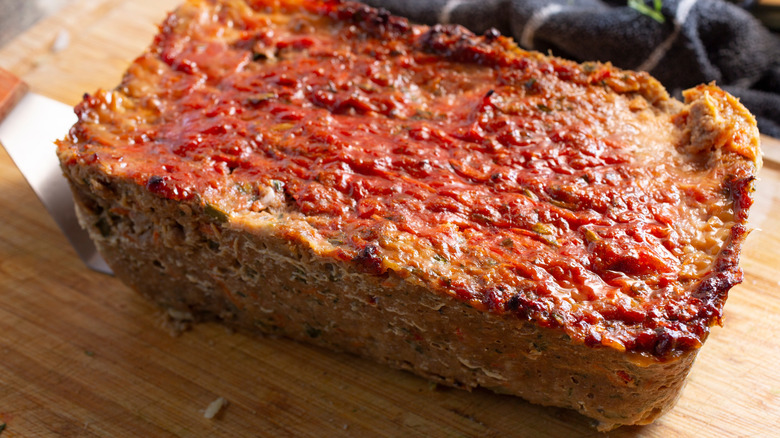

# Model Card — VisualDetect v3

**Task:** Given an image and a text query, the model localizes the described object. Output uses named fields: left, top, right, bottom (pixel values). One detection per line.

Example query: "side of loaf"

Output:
left=56, top=0, right=761, bottom=430
left=64, top=174, right=698, bottom=428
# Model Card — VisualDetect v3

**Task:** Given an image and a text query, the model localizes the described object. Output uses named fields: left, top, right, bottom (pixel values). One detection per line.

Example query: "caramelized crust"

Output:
left=57, top=0, right=761, bottom=428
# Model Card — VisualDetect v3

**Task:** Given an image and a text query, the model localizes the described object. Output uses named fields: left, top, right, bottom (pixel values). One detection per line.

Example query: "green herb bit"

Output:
left=270, top=179, right=284, bottom=192
left=483, top=258, right=499, bottom=267
left=471, top=213, right=494, bottom=224
left=532, top=223, right=555, bottom=235
left=204, top=203, right=229, bottom=223
left=522, top=188, right=539, bottom=201
left=629, top=282, right=647, bottom=297
left=358, top=83, right=376, bottom=93
left=628, top=0, right=665, bottom=24
left=532, top=223, right=559, bottom=246
left=583, top=227, right=601, bottom=242
left=549, top=198, right=574, bottom=210
left=412, top=109, right=434, bottom=119
left=95, top=217, right=111, bottom=238
left=235, top=182, right=253, bottom=194
left=272, top=122, right=296, bottom=131
left=536, top=103, right=552, bottom=113
left=305, top=325, right=322, bottom=338
left=433, top=253, right=448, bottom=263
left=500, top=237, right=514, bottom=248
left=247, top=92, right=277, bottom=105
left=524, top=78, right=537, bottom=89
left=292, top=267, right=308, bottom=284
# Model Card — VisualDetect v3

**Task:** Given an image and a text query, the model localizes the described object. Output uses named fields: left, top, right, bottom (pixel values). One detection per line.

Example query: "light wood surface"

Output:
left=1, top=1, right=779, bottom=436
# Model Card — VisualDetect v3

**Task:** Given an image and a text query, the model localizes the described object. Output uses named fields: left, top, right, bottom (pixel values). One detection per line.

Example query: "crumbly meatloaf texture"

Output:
left=57, top=0, right=761, bottom=430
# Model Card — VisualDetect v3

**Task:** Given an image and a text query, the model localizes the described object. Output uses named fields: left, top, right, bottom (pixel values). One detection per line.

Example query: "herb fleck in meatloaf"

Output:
left=56, top=0, right=762, bottom=429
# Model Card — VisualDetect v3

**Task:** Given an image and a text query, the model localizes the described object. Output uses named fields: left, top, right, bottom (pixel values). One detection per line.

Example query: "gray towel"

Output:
left=361, top=0, right=780, bottom=137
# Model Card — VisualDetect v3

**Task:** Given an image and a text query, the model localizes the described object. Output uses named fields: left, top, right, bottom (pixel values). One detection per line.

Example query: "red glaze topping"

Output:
left=61, top=0, right=759, bottom=359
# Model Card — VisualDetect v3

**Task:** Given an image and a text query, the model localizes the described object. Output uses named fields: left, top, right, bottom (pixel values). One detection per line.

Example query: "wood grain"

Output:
left=1, top=1, right=779, bottom=436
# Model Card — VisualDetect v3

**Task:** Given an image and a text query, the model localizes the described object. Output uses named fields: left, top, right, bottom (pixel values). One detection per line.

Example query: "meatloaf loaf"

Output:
left=56, top=0, right=762, bottom=430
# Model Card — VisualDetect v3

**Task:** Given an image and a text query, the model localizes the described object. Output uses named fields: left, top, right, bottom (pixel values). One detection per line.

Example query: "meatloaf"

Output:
left=56, top=0, right=762, bottom=430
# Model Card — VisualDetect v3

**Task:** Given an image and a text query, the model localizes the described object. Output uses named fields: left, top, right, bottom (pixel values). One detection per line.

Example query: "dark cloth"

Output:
left=361, top=0, right=780, bottom=137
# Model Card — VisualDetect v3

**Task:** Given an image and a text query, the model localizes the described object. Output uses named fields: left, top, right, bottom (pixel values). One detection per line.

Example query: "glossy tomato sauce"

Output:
left=63, top=0, right=755, bottom=358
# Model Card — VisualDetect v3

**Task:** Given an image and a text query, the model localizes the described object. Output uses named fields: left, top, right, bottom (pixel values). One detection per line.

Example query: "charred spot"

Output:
left=349, top=6, right=366, bottom=23
left=144, top=175, right=192, bottom=200
left=353, top=244, right=386, bottom=276
left=504, top=289, right=542, bottom=318
left=419, top=24, right=503, bottom=66
left=334, top=2, right=410, bottom=39
left=692, top=263, right=742, bottom=325
left=505, top=294, right=521, bottom=312
left=369, top=7, right=391, bottom=26
left=692, top=275, right=729, bottom=303
left=483, top=28, right=501, bottom=41
left=146, top=175, right=166, bottom=193
left=730, top=175, right=756, bottom=221
left=419, top=25, right=468, bottom=56
left=652, top=328, right=676, bottom=357
left=633, top=330, right=657, bottom=352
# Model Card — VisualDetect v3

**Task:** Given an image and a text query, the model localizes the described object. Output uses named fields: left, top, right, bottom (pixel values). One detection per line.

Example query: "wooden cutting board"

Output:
left=1, top=1, right=779, bottom=436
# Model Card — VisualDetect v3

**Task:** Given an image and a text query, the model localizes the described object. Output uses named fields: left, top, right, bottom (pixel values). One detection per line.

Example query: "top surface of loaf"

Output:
left=58, top=0, right=761, bottom=360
